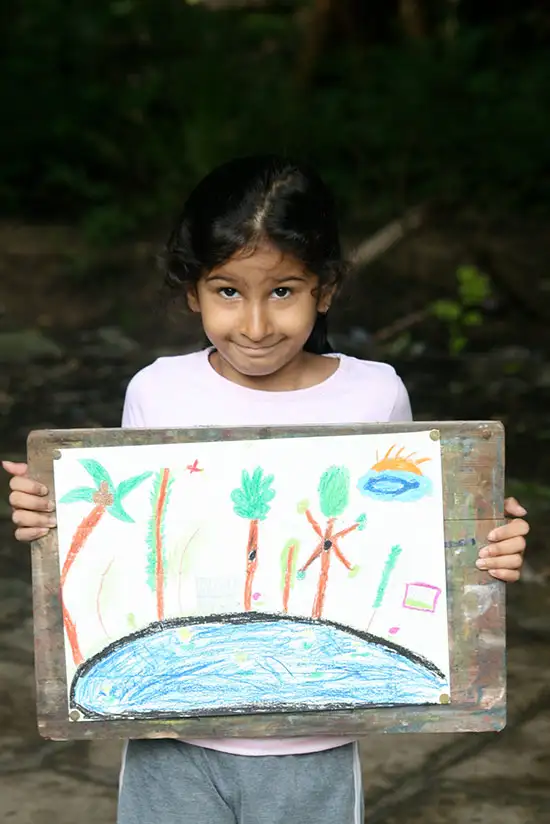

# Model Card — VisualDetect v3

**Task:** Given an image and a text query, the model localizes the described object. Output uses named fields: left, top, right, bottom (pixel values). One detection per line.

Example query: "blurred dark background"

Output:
left=1, top=2, right=549, bottom=822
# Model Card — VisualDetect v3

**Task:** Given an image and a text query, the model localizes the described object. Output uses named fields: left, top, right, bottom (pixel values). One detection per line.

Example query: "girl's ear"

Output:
left=317, top=284, right=336, bottom=315
left=186, top=286, right=201, bottom=314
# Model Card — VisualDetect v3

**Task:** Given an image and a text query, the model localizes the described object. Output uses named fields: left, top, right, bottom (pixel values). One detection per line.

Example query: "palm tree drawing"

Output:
left=59, top=459, right=152, bottom=665
left=231, top=468, right=276, bottom=611
left=297, top=465, right=366, bottom=620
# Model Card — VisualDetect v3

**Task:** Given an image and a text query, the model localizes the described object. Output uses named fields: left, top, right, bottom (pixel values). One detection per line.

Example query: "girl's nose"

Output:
left=241, top=302, right=272, bottom=342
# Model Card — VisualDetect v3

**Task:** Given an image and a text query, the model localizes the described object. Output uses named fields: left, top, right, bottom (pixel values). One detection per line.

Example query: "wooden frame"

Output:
left=27, top=421, right=506, bottom=740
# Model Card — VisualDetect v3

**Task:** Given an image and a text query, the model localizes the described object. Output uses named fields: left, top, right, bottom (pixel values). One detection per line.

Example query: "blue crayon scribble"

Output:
left=357, top=470, right=433, bottom=502
left=70, top=614, right=448, bottom=719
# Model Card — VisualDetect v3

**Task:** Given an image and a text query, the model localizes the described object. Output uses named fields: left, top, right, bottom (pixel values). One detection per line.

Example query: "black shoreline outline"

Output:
left=69, top=612, right=447, bottom=720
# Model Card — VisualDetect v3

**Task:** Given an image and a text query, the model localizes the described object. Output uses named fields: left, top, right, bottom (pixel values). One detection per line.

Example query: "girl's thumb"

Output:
left=1, top=460, right=28, bottom=476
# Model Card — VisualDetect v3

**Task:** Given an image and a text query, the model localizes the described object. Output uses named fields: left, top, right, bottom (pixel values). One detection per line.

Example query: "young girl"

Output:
left=4, top=156, right=529, bottom=824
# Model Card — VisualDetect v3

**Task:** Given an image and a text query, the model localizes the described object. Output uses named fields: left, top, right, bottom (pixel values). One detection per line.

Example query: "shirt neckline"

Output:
left=196, top=347, right=349, bottom=401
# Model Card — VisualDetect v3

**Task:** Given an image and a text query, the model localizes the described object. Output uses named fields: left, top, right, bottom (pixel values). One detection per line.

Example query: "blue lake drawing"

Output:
left=70, top=614, right=447, bottom=719
left=357, top=469, right=433, bottom=502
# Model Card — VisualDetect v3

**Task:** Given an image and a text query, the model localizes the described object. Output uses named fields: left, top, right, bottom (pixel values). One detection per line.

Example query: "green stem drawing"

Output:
left=367, top=544, right=403, bottom=632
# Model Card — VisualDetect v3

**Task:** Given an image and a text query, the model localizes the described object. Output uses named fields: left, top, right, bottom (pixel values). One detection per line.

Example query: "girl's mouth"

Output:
left=235, top=342, right=280, bottom=355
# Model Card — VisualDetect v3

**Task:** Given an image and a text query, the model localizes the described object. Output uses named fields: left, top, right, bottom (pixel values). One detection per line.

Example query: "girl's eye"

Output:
left=273, top=287, right=291, bottom=299
left=219, top=287, right=239, bottom=299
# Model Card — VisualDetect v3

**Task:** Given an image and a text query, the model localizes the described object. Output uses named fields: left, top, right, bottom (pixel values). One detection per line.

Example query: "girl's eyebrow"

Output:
left=205, top=272, right=239, bottom=282
left=272, top=274, right=309, bottom=283
left=205, top=272, right=309, bottom=283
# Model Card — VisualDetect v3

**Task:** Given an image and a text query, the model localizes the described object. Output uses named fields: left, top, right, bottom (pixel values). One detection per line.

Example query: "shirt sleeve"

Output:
left=121, top=377, right=145, bottom=428
left=389, top=377, right=413, bottom=421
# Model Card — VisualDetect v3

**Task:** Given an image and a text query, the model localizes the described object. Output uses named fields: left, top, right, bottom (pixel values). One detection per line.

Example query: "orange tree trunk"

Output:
left=312, top=519, right=335, bottom=619
left=60, top=503, right=105, bottom=665
left=282, top=544, right=296, bottom=614
left=312, top=550, right=331, bottom=620
left=155, top=469, right=171, bottom=621
left=244, top=519, right=259, bottom=611
left=62, top=603, right=83, bottom=666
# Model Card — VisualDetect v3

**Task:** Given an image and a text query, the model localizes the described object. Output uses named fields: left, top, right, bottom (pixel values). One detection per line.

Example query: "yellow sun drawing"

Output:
left=371, top=445, right=430, bottom=476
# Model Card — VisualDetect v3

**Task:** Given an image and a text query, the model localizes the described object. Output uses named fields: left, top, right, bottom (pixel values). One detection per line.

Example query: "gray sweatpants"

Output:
left=118, top=739, right=363, bottom=824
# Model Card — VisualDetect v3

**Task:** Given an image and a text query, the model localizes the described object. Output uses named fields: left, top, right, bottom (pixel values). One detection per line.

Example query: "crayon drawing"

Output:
left=231, top=468, right=276, bottom=611
left=52, top=430, right=450, bottom=721
left=296, top=466, right=366, bottom=619
left=57, top=459, right=152, bottom=664
left=357, top=445, right=432, bottom=502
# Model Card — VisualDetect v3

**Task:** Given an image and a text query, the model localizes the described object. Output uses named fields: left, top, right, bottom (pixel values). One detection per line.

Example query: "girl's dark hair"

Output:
left=161, top=155, right=349, bottom=355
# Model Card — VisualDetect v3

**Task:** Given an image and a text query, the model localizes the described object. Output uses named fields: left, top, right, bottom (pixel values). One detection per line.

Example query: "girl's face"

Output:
left=187, top=245, right=333, bottom=383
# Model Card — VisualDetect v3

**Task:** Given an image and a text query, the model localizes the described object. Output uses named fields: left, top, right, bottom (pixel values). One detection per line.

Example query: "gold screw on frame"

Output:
left=430, top=429, right=441, bottom=442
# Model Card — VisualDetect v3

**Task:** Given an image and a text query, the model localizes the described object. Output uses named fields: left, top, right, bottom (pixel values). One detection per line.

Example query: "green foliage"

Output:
left=59, top=486, right=96, bottom=504
left=61, top=461, right=151, bottom=521
left=456, top=265, right=491, bottom=306
left=116, top=472, right=154, bottom=501
left=109, top=470, right=151, bottom=521
left=108, top=498, right=136, bottom=524
left=1, top=5, right=549, bottom=243
left=356, top=513, right=367, bottom=531
left=318, top=466, right=350, bottom=518
left=231, top=468, right=276, bottom=521
left=431, top=265, right=491, bottom=354
left=78, top=459, right=114, bottom=490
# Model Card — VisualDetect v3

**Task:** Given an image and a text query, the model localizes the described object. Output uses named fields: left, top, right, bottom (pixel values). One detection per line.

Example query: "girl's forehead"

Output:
left=208, top=245, right=312, bottom=280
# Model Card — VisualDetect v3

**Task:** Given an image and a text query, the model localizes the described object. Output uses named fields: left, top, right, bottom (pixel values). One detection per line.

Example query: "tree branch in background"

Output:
left=348, top=205, right=428, bottom=343
left=373, top=309, right=430, bottom=343
left=349, top=205, right=425, bottom=268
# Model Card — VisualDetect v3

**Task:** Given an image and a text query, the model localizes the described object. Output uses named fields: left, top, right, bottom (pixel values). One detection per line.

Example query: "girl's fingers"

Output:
left=489, top=568, right=521, bottom=583
left=477, top=552, right=523, bottom=571
left=14, top=526, right=50, bottom=542
left=487, top=518, right=530, bottom=543
left=9, top=490, right=54, bottom=513
left=503, top=497, right=527, bottom=517
left=9, top=475, right=48, bottom=496
left=11, top=509, right=56, bottom=529
left=2, top=460, right=29, bottom=476
left=478, top=536, right=527, bottom=558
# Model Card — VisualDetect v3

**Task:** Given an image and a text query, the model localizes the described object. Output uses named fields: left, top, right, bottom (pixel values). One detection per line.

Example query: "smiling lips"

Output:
left=235, top=342, right=281, bottom=355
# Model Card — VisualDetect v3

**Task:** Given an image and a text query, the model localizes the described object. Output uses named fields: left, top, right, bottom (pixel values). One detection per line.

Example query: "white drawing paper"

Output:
left=52, top=430, right=450, bottom=719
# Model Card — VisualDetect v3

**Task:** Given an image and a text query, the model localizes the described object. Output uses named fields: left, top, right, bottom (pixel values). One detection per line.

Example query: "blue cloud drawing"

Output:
left=357, top=470, right=432, bottom=502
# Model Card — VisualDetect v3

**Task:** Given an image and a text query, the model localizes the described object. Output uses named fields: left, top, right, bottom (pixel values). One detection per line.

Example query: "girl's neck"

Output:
left=209, top=349, right=339, bottom=392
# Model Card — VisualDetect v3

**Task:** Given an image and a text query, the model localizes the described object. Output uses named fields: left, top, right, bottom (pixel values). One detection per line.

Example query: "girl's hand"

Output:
left=2, top=460, right=56, bottom=542
left=476, top=497, right=529, bottom=582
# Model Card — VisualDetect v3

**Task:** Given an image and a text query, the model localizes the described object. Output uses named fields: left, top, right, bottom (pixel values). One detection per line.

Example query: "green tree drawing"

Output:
left=59, top=459, right=152, bottom=664
left=297, top=465, right=366, bottom=619
left=231, top=468, right=276, bottom=611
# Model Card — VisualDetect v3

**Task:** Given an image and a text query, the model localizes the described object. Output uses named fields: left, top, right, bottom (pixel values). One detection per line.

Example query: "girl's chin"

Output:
left=217, top=346, right=296, bottom=379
